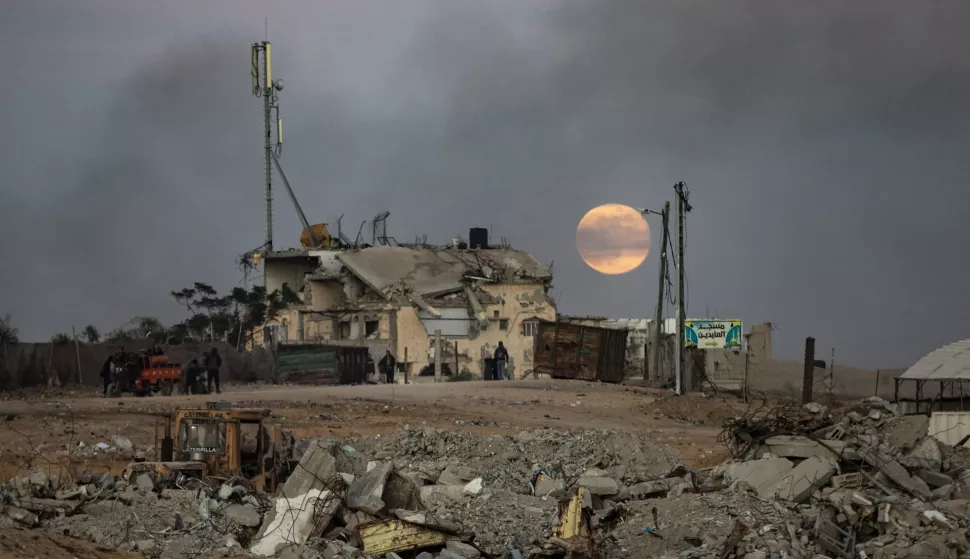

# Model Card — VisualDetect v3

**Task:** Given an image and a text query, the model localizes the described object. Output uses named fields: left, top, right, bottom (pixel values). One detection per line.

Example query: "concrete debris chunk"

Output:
left=347, top=461, right=393, bottom=514
left=281, top=440, right=339, bottom=498
left=445, top=540, right=482, bottom=559
left=462, top=477, right=483, bottom=496
left=381, top=471, right=420, bottom=511
left=222, top=503, right=262, bottom=527
left=393, top=509, right=463, bottom=534
left=575, top=476, right=619, bottom=496
left=533, top=477, right=564, bottom=498
left=760, top=456, right=837, bottom=503
left=111, top=435, right=133, bottom=451
left=724, top=456, right=794, bottom=495
left=860, top=446, right=932, bottom=499
left=763, top=436, right=841, bottom=461
left=135, top=473, right=154, bottom=493
left=251, top=489, right=338, bottom=557
left=419, top=484, right=466, bottom=507
left=899, top=438, right=942, bottom=471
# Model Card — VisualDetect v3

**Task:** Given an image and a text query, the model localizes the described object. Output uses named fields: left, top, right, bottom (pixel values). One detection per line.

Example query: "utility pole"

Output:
left=673, top=182, right=691, bottom=394
left=802, top=337, right=816, bottom=404
left=652, top=202, right=670, bottom=385
left=434, top=329, right=442, bottom=382
left=252, top=41, right=284, bottom=252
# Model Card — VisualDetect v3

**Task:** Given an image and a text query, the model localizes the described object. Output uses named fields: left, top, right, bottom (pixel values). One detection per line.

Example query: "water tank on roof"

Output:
left=469, top=227, right=488, bottom=249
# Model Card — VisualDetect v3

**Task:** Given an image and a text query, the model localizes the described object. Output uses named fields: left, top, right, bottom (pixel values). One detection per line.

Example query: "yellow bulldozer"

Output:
left=125, top=402, right=296, bottom=493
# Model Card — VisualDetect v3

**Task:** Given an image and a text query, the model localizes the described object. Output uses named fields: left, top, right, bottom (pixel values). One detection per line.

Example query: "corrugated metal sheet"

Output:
left=901, top=339, right=970, bottom=381
left=418, top=308, right=472, bottom=338
left=276, top=343, right=368, bottom=384
left=929, top=412, right=970, bottom=447
left=533, top=321, right=628, bottom=384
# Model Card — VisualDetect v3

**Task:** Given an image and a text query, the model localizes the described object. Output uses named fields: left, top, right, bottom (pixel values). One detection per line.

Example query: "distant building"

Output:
left=257, top=245, right=556, bottom=379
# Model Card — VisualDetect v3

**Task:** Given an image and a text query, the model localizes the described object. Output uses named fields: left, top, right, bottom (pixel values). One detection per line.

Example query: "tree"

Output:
left=0, top=314, right=17, bottom=345
left=82, top=324, right=101, bottom=344
left=170, top=282, right=293, bottom=348
left=106, top=316, right=167, bottom=343
left=50, top=332, right=71, bottom=344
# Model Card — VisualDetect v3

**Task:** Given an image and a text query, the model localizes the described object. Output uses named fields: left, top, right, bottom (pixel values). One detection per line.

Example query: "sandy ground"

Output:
left=0, top=380, right=745, bottom=480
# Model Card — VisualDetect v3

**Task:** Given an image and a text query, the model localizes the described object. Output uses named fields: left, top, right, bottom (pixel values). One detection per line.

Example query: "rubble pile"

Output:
left=3, top=400, right=969, bottom=559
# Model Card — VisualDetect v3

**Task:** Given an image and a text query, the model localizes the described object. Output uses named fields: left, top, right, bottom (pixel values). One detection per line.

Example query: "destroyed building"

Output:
left=258, top=243, right=556, bottom=378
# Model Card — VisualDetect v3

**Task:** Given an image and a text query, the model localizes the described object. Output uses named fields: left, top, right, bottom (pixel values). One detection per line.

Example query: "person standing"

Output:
left=205, top=348, right=222, bottom=394
left=183, top=358, right=202, bottom=395
left=378, top=350, right=396, bottom=384
left=494, top=341, right=509, bottom=381
left=100, top=354, right=114, bottom=396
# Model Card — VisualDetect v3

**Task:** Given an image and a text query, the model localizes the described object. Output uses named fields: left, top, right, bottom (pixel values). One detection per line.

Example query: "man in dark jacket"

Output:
left=149, top=343, right=165, bottom=356
left=378, top=350, right=396, bottom=384
left=100, top=355, right=114, bottom=396
left=205, top=348, right=222, bottom=394
left=494, top=341, right=509, bottom=380
left=184, top=359, right=202, bottom=395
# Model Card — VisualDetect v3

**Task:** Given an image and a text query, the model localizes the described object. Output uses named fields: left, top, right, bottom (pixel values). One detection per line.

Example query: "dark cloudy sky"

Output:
left=2, top=0, right=969, bottom=368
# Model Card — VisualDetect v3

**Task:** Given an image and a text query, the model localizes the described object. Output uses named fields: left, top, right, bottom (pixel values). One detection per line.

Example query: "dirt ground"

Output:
left=0, top=527, right=141, bottom=559
left=0, top=378, right=742, bottom=484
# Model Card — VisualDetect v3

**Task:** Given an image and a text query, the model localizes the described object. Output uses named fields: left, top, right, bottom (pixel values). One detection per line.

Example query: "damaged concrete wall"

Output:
left=264, top=257, right=318, bottom=298
left=308, top=280, right=346, bottom=309
left=393, top=284, right=555, bottom=379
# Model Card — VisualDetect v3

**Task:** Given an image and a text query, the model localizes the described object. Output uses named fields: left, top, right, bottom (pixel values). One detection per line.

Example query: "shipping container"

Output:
left=532, top=320, right=628, bottom=384
left=275, top=343, right=369, bottom=385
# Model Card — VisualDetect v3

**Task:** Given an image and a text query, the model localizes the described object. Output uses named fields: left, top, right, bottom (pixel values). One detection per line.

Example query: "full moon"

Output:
left=576, top=203, right=652, bottom=275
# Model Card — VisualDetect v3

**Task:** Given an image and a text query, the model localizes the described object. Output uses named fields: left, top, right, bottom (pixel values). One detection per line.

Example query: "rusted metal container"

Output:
left=275, top=343, right=369, bottom=384
left=533, top=320, right=628, bottom=383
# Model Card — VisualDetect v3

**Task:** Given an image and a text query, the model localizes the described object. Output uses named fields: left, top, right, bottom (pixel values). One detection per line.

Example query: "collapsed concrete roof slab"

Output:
left=337, top=246, right=551, bottom=298
left=901, top=338, right=970, bottom=381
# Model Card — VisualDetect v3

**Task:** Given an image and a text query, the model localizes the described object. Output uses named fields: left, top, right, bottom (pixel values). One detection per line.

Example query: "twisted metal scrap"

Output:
left=718, top=397, right=835, bottom=459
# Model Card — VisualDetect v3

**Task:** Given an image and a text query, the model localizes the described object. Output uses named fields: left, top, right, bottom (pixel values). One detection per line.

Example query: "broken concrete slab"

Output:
left=575, top=476, right=619, bottom=496
left=135, top=474, right=154, bottom=493
left=884, top=414, right=930, bottom=450
left=393, top=509, right=463, bottom=534
left=251, top=489, right=339, bottom=557
left=764, top=436, right=841, bottom=461
left=437, top=470, right=469, bottom=487
left=222, top=504, right=262, bottom=527
left=759, top=456, right=837, bottom=503
left=381, top=471, right=421, bottom=511
left=899, top=438, right=942, bottom=471
left=419, top=484, right=466, bottom=507
left=347, top=461, right=393, bottom=515
left=534, top=477, right=564, bottom=498
left=860, top=446, right=932, bottom=499
left=281, top=440, right=339, bottom=499
left=445, top=541, right=482, bottom=559
left=462, top=478, right=483, bottom=496
left=724, top=456, right=794, bottom=494
left=916, top=469, right=954, bottom=489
